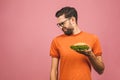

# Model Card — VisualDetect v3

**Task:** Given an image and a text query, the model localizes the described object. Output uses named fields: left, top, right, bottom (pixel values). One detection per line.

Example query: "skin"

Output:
left=50, top=14, right=105, bottom=80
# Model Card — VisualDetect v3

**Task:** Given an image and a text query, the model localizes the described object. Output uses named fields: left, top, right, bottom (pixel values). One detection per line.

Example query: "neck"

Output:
left=73, top=25, right=81, bottom=34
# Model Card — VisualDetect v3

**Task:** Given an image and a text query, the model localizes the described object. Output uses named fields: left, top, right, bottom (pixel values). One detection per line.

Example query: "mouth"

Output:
left=61, top=27, right=74, bottom=35
left=62, top=27, right=67, bottom=31
left=62, top=27, right=68, bottom=31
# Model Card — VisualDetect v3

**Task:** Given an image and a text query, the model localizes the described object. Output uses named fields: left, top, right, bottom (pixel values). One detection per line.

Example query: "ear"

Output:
left=70, top=17, right=76, bottom=23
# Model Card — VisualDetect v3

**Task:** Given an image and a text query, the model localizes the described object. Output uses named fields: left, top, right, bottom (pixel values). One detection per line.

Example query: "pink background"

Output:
left=0, top=0, right=120, bottom=80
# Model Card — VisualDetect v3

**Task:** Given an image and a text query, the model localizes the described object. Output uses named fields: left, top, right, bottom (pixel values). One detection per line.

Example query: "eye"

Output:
left=57, top=22, right=64, bottom=27
left=60, top=22, right=64, bottom=26
left=57, top=19, right=69, bottom=27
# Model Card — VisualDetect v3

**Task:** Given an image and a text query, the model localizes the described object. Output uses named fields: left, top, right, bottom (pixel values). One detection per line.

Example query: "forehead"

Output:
left=57, top=14, right=66, bottom=22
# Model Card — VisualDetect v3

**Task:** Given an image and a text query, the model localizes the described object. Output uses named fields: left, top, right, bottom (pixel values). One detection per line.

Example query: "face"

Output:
left=57, top=15, right=74, bottom=35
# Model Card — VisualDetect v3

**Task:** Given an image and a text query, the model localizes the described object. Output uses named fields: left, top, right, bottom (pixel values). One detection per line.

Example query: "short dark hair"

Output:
left=55, top=6, right=78, bottom=23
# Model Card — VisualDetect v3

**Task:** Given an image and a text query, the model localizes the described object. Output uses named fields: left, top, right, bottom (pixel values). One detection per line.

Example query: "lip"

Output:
left=62, top=27, right=67, bottom=31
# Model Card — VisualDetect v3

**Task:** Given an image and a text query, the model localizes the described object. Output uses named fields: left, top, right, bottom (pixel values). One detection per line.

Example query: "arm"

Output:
left=50, top=57, right=59, bottom=80
left=79, top=48, right=105, bottom=74
left=72, top=43, right=105, bottom=74
left=87, top=51, right=105, bottom=74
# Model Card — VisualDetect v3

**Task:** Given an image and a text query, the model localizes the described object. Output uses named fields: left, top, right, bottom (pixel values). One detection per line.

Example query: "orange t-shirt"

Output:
left=50, top=31, right=102, bottom=80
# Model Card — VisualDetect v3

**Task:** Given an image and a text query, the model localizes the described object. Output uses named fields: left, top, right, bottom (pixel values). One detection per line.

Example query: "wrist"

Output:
left=87, top=51, right=94, bottom=57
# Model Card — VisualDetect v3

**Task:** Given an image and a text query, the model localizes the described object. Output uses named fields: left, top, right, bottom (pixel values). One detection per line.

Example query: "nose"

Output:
left=62, top=27, right=67, bottom=31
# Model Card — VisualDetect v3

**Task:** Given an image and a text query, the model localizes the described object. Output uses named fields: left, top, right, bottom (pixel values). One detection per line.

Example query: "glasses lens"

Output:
left=57, top=19, right=68, bottom=27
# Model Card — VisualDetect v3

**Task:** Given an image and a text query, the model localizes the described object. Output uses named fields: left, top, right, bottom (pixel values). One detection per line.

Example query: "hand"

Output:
left=77, top=47, right=92, bottom=56
left=71, top=43, right=92, bottom=56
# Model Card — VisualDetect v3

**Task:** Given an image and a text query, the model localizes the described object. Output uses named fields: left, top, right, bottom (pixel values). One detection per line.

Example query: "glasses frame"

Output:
left=57, top=18, right=70, bottom=27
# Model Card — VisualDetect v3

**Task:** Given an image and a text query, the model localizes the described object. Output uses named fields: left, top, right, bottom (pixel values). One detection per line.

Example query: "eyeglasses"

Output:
left=57, top=19, right=69, bottom=27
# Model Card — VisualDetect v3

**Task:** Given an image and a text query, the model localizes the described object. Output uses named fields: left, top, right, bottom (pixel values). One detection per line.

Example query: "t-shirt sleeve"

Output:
left=50, top=39, right=60, bottom=58
left=92, top=36, right=102, bottom=56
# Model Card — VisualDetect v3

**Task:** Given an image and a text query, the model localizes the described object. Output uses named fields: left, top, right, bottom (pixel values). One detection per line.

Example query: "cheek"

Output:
left=64, top=21, right=70, bottom=27
left=68, top=24, right=74, bottom=29
left=64, top=24, right=69, bottom=28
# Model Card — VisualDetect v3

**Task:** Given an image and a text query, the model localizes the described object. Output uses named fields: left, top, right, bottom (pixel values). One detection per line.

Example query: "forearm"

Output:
left=50, top=70, right=58, bottom=80
left=88, top=52, right=105, bottom=74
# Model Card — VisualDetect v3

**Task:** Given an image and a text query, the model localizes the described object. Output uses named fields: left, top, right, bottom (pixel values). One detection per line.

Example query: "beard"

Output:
left=62, top=27, right=74, bottom=36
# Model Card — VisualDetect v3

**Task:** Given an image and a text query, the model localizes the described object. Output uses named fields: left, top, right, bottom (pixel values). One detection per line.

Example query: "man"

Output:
left=50, top=6, right=105, bottom=80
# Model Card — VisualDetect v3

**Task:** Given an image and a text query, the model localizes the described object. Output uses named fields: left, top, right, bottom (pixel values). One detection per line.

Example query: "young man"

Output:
left=50, top=6, right=105, bottom=80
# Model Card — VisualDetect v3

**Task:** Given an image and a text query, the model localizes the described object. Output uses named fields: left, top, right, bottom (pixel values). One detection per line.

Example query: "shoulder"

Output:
left=82, top=31, right=99, bottom=39
left=51, top=34, right=65, bottom=43
left=52, top=34, right=66, bottom=41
